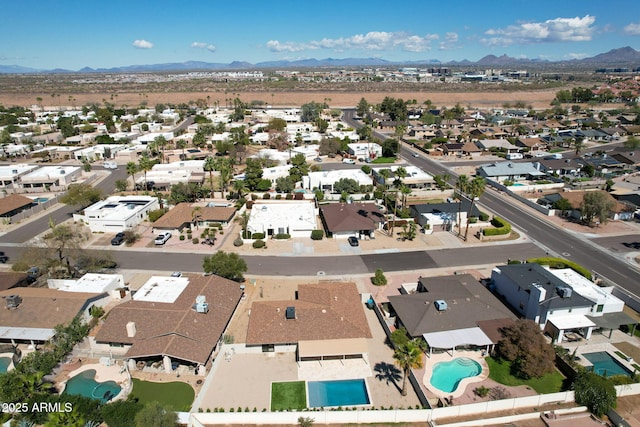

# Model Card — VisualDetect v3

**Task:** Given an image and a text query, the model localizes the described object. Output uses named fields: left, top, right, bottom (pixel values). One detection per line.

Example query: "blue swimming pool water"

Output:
left=583, top=352, right=632, bottom=377
left=63, top=369, right=121, bottom=403
left=33, top=197, right=49, bottom=203
left=511, top=183, right=525, bottom=187
left=430, top=357, right=482, bottom=393
left=0, top=357, right=11, bottom=373
left=308, top=379, right=370, bottom=407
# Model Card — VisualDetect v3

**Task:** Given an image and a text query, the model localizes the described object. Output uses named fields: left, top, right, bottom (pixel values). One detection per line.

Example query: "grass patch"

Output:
left=131, top=378, right=195, bottom=411
left=371, top=157, right=397, bottom=164
left=271, top=381, right=306, bottom=411
left=486, top=357, right=564, bottom=394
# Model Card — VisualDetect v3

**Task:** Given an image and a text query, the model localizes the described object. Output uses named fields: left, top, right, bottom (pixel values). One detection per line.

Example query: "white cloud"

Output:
left=439, top=32, right=459, bottom=50
left=191, top=42, right=216, bottom=52
left=624, top=22, right=640, bottom=35
left=132, top=39, right=154, bottom=49
left=267, top=31, right=441, bottom=54
left=565, top=52, right=589, bottom=59
left=482, top=15, right=596, bottom=46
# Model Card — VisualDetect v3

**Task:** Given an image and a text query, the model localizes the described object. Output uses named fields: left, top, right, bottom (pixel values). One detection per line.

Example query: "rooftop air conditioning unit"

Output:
left=434, top=300, right=448, bottom=311
left=285, top=306, right=296, bottom=320
left=6, top=294, right=22, bottom=309
left=194, top=295, right=209, bottom=313
left=556, top=286, right=573, bottom=298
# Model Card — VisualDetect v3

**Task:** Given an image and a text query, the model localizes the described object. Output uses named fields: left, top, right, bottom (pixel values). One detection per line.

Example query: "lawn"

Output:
left=371, top=157, right=397, bottom=164
left=486, top=357, right=565, bottom=394
left=271, top=381, right=307, bottom=411
left=131, top=378, right=195, bottom=411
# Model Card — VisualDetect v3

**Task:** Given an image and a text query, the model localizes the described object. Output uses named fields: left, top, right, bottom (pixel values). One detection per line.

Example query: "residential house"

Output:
left=516, top=136, right=547, bottom=153
left=371, top=165, right=434, bottom=189
left=476, top=162, right=546, bottom=183
left=410, top=200, right=481, bottom=231
left=0, top=164, right=38, bottom=189
left=137, top=160, right=206, bottom=190
left=0, top=194, right=35, bottom=218
left=245, top=282, right=372, bottom=361
left=304, top=169, right=372, bottom=193
left=388, top=274, right=516, bottom=356
left=19, top=166, right=82, bottom=190
left=534, top=159, right=582, bottom=176
left=491, top=263, right=636, bottom=343
left=152, top=203, right=236, bottom=233
left=347, top=142, right=383, bottom=160
left=542, top=190, right=632, bottom=221
left=319, top=202, right=385, bottom=239
left=48, top=273, right=126, bottom=300
left=93, top=274, right=243, bottom=375
left=247, top=201, right=316, bottom=238
left=74, top=195, right=159, bottom=233
left=474, top=138, right=519, bottom=153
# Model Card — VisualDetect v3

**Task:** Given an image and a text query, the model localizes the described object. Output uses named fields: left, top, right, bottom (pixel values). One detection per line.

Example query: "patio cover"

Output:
left=298, top=338, right=368, bottom=359
left=422, top=327, right=493, bottom=350
left=587, top=311, right=638, bottom=330
left=0, top=327, right=54, bottom=342
left=548, top=314, right=596, bottom=331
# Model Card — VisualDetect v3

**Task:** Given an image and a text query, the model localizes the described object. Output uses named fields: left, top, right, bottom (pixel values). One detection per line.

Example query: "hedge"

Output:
left=484, top=216, right=511, bottom=236
left=526, top=257, right=592, bottom=280
left=479, top=211, right=490, bottom=221
left=253, top=239, right=266, bottom=249
left=274, top=233, right=290, bottom=240
left=311, top=230, right=324, bottom=240
left=251, top=232, right=266, bottom=240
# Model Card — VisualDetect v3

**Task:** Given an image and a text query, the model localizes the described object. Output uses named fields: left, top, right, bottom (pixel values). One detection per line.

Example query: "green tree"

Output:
left=461, top=177, right=486, bottom=241
left=276, top=176, right=295, bottom=193
left=169, top=182, right=206, bottom=204
left=244, top=158, right=264, bottom=191
left=390, top=327, right=410, bottom=348
left=300, top=101, right=324, bottom=122
left=215, top=157, right=233, bottom=198
left=126, top=162, right=138, bottom=191
left=371, top=268, right=387, bottom=286
left=582, top=163, right=595, bottom=177
left=203, top=156, right=217, bottom=196
left=153, top=135, right=168, bottom=163
left=356, top=97, right=369, bottom=118
left=623, top=136, right=640, bottom=149
left=393, top=339, right=424, bottom=396
left=495, top=319, right=555, bottom=379
left=134, top=401, right=177, bottom=427
left=573, top=371, right=617, bottom=417
left=115, top=179, right=128, bottom=192
left=581, top=191, right=615, bottom=226
left=573, top=136, right=584, bottom=155
left=60, top=183, right=103, bottom=207
left=267, top=117, right=287, bottom=132
left=552, top=198, right=573, bottom=212
left=138, top=154, right=154, bottom=191
left=288, top=153, right=310, bottom=184
left=101, top=400, right=144, bottom=427
left=202, top=251, right=247, bottom=282
left=333, top=178, right=360, bottom=194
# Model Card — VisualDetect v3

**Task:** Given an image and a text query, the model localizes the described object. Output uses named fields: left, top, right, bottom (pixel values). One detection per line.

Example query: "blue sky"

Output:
left=2, top=0, right=639, bottom=70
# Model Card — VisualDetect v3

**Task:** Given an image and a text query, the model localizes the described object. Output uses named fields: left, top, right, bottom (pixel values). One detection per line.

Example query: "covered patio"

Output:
left=587, top=310, right=639, bottom=339
left=422, top=327, right=493, bottom=357
left=297, top=338, right=369, bottom=364
left=545, top=315, right=596, bottom=344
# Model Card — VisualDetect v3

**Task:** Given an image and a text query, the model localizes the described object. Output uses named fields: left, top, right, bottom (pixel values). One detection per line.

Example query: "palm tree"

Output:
left=455, top=175, right=470, bottom=236
left=126, top=162, right=138, bottom=192
left=400, top=185, right=412, bottom=210
left=153, top=135, right=168, bottom=163
left=192, top=206, right=202, bottom=230
left=232, top=179, right=247, bottom=200
left=463, top=177, right=486, bottom=241
left=138, top=154, right=154, bottom=192
left=204, top=156, right=217, bottom=197
left=393, top=340, right=424, bottom=396
left=176, top=139, right=187, bottom=159
left=216, top=157, right=232, bottom=199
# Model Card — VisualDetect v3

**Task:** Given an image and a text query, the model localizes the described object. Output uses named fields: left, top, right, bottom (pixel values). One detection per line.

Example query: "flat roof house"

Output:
left=75, top=195, right=159, bottom=233
left=371, top=165, right=434, bottom=189
left=410, top=200, right=481, bottom=231
left=304, top=169, right=372, bottom=192
left=0, top=164, right=38, bottom=188
left=388, top=274, right=516, bottom=355
left=247, top=201, right=316, bottom=238
left=93, top=274, right=243, bottom=375
left=246, top=282, right=372, bottom=361
left=20, top=166, right=82, bottom=190
left=347, top=142, right=382, bottom=160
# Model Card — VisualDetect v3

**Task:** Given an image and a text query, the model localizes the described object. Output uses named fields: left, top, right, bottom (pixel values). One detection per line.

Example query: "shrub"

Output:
left=479, top=211, right=490, bottom=221
left=192, top=238, right=199, bottom=244
left=311, top=230, right=324, bottom=240
left=233, top=238, right=244, bottom=247
left=263, top=193, right=271, bottom=199
left=468, top=216, right=478, bottom=224
left=474, top=386, right=490, bottom=397
left=285, top=194, right=294, bottom=200
left=253, top=239, right=266, bottom=249
left=275, top=194, right=282, bottom=200
left=371, top=268, right=387, bottom=286
left=148, top=208, right=168, bottom=222
left=251, top=194, right=258, bottom=201
left=123, top=230, right=139, bottom=244
left=211, top=223, right=222, bottom=229
left=484, top=216, right=511, bottom=236
left=252, top=232, right=266, bottom=240
left=526, top=257, right=592, bottom=280
left=274, top=233, right=290, bottom=240
left=179, top=235, right=185, bottom=241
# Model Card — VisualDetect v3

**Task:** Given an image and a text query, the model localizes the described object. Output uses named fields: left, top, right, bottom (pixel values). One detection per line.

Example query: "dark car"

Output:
left=111, top=232, right=125, bottom=246
left=348, top=236, right=359, bottom=247
left=0, top=251, right=8, bottom=263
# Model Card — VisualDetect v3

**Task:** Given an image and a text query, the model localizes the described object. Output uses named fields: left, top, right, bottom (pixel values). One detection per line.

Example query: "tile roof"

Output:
left=320, top=203, right=385, bottom=233
left=152, top=203, right=236, bottom=229
left=0, top=194, right=34, bottom=216
left=245, top=282, right=372, bottom=345
left=555, top=190, right=628, bottom=213
left=95, top=274, right=243, bottom=365
left=388, top=274, right=516, bottom=338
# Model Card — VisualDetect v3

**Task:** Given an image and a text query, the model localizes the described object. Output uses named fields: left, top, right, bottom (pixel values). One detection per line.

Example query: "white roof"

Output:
left=22, top=165, right=80, bottom=179
left=133, top=276, right=189, bottom=303
left=0, top=326, right=54, bottom=341
left=548, top=314, right=596, bottom=330
left=247, top=201, right=316, bottom=233
left=48, top=273, right=123, bottom=294
left=546, top=268, right=623, bottom=306
left=0, top=164, right=38, bottom=178
left=423, top=327, right=493, bottom=349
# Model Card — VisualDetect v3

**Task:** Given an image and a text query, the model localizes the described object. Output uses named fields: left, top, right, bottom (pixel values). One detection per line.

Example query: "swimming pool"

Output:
left=307, top=379, right=370, bottom=407
left=63, top=369, right=121, bottom=403
left=32, top=197, right=49, bottom=204
left=0, top=357, right=12, bottom=373
left=430, top=357, right=482, bottom=393
left=582, top=352, right=633, bottom=377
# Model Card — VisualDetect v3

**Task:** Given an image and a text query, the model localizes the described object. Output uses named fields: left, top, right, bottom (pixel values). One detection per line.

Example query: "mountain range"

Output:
left=1, top=46, right=639, bottom=74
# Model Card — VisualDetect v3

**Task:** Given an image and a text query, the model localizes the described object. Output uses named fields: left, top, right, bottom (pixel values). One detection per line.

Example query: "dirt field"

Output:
left=0, top=89, right=559, bottom=110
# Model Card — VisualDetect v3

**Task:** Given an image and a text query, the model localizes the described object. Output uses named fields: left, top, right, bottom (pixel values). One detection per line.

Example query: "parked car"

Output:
left=342, top=158, right=356, bottom=164
left=111, top=232, right=125, bottom=246
left=313, top=157, right=323, bottom=162
left=0, top=251, right=8, bottom=263
left=154, top=232, right=172, bottom=245
left=412, top=152, right=420, bottom=158
left=171, top=271, right=182, bottom=277
left=348, top=236, right=359, bottom=247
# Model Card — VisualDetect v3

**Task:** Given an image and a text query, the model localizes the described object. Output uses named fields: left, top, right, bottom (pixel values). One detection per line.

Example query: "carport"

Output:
left=422, top=327, right=493, bottom=357
left=587, top=311, right=638, bottom=339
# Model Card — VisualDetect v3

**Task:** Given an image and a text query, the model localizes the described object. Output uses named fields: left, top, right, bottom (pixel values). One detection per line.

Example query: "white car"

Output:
left=154, top=232, right=171, bottom=245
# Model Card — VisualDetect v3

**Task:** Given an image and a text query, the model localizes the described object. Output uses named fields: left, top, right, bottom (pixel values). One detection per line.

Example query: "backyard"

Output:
left=486, top=357, right=565, bottom=394
left=130, top=378, right=195, bottom=411
left=271, top=381, right=307, bottom=411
